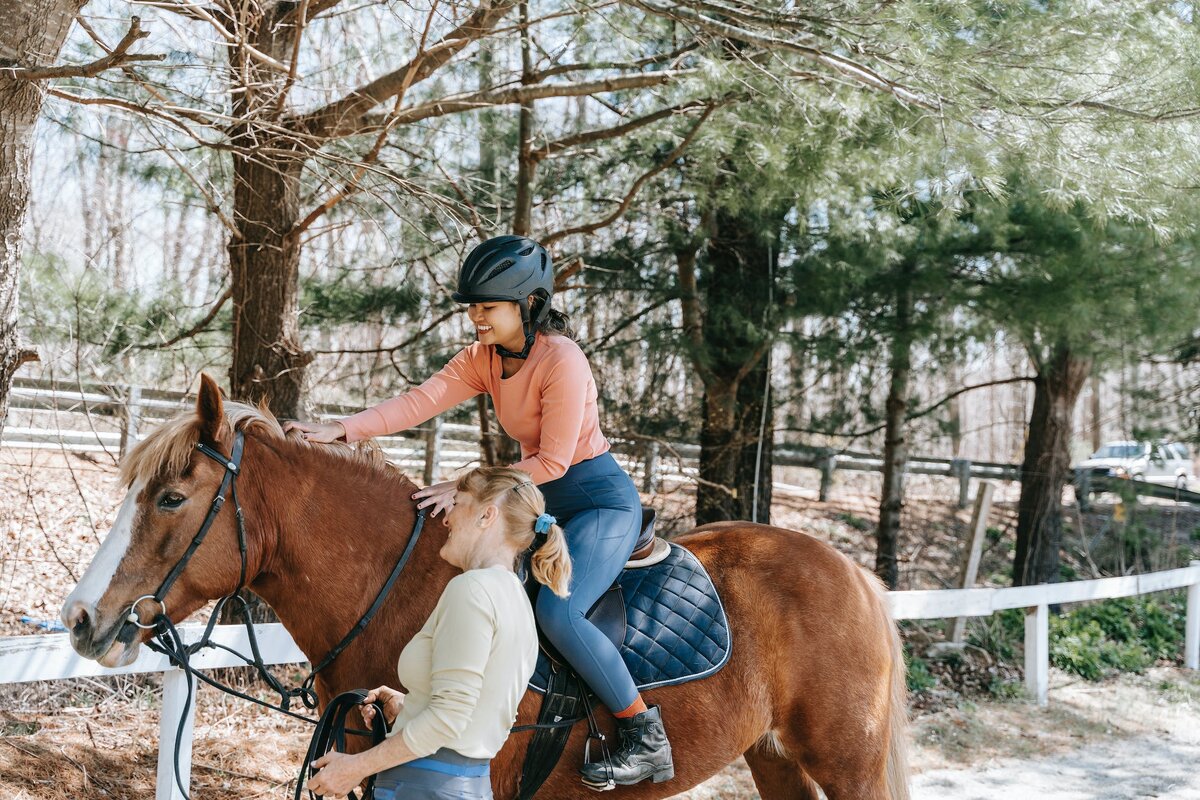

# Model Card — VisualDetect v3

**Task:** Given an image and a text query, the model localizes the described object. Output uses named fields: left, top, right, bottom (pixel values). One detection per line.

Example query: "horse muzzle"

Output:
left=61, top=598, right=146, bottom=666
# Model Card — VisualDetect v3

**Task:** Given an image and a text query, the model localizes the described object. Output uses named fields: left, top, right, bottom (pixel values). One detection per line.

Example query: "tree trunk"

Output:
left=0, top=0, right=83, bottom=435
left=228, top=150, right=311, bottom=418
left=223, top=7, right=301, bottom=623
left=225, top=7, right=310, bottom=418
left=875, top=262, right=914, bottom=589
left=737, top=352, right=774, bottom=523
left=1013, top=343, right=1091, bottom=586
left=693, top=205, right=780, bottom=526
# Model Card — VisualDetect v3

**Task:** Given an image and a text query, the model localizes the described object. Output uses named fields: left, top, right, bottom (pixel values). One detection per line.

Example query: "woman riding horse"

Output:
left=286, top=235, right=672, bottom=788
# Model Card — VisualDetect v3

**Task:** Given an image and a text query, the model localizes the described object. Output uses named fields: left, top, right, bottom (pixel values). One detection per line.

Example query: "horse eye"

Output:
left=158, top=492, right=186, bottom=509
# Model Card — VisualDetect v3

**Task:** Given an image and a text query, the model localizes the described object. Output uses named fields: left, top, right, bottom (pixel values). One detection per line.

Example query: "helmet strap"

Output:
left=495, top=299, right=536, bottom=359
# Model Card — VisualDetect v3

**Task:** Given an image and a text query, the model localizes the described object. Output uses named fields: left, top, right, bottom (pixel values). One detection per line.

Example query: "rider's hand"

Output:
left=413, top=480, right=458, bottom=517
left=360, top=685, right=405, bottom=726
left=283, top=420, right=346, bottom=443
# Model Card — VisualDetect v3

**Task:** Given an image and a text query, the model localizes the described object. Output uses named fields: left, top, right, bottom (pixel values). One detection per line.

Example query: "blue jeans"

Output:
left=536, top=451, right=642, bottom=712
left=372, top=748, right=492, bottom=800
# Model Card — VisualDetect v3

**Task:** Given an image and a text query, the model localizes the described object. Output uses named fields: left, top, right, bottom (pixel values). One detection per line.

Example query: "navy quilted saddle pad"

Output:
left=529, top=542, right=731, bottom=694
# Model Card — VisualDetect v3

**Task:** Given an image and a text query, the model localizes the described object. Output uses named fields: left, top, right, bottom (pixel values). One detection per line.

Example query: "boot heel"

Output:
left=652, top=766, right=675, bottom=783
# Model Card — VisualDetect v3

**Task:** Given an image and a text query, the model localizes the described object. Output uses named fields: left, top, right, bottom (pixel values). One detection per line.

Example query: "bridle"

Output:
left=128, top=429, right=427, bottom=800
left=127, top=432, right=249, bottom=632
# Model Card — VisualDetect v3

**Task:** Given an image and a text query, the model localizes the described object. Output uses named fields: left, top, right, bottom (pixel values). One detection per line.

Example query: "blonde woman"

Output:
left=306, top=466, right=571, bottom=800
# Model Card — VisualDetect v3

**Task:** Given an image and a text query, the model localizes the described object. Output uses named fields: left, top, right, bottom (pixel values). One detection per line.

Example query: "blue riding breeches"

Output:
left=535, top=451, right=642, bottom=712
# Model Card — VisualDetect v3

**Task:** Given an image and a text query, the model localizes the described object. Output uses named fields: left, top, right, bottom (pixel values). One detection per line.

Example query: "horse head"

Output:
left=60, top=374, right=269, bottom=667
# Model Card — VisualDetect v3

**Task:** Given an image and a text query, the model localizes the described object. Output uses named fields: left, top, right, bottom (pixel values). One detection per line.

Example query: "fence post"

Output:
left=1187, top=560, right=1200, bottom=670
left=422, top=416, right=442, bottom=486
left=950, top=481, right=995, bottom=643
left=951, top=458, right=972, bottom=509
left=1024, top=603, right=1049, bottom=706
left=121, top=384, right=143, bottom=459
left=1075, top=470, right=1092, bottom=512
left=642, top=441, right=660, bottom=494
left=818, top=451, right=837, bottom=502
left=157, top=668, right=195, bottom=800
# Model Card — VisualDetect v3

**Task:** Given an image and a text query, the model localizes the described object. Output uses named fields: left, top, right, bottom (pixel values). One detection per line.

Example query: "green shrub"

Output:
left=834, top=512, right=873, bottom=532
left=906, top=655, right=937, bottom=692
left=967, top=608, right=1024, bottom=663
left=1049, top=594, right=1186, bottom=680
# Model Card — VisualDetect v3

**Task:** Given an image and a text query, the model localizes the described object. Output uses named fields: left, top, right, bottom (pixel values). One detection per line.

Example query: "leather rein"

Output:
left=128, top=430, right=427, bottom=800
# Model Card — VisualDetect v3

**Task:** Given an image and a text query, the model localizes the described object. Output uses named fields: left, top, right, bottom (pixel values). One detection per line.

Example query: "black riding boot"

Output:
left=580, top=705, right=674, bottom=789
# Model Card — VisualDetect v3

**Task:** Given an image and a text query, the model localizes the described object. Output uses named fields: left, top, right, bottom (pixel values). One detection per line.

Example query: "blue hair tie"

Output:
left=534, top=513, right=556, bottom=534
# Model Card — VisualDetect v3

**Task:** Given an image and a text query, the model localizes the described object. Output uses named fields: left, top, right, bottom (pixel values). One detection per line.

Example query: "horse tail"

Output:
left=878, top=580, right=911, bottom=800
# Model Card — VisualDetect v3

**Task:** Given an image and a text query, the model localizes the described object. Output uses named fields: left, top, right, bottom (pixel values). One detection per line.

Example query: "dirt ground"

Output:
left=3, top=446, right=1200, bottom=798
left=3, top=666, right=1197, bottom=799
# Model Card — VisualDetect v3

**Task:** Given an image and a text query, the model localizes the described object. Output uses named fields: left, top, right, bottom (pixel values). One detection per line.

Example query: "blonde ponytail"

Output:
left=454, top=466, right=573, bottom=597
left=530, top=521, right=572, bottom=598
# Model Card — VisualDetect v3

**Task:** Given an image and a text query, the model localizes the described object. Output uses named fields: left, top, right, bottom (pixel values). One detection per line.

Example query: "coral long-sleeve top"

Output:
left=337, top=332, right=610, bottom=484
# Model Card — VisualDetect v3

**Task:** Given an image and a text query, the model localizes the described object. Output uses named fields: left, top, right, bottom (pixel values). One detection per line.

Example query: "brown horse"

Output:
left=60, top=374, right=910, bottom=800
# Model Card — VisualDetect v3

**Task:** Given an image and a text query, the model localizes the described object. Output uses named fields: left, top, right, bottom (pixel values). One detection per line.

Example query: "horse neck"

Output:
left=241, top=439, right=454, bottom=672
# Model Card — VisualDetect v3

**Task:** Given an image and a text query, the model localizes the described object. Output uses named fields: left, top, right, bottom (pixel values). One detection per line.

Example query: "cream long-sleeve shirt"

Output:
left=391, top=566, right=538, bottom=759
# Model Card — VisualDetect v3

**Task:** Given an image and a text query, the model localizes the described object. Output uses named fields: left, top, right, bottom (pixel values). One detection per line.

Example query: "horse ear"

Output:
left=196, top=373, right=229, bottom=443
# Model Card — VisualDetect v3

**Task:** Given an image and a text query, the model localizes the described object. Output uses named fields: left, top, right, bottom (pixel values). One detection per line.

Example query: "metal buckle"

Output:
left=127, top=594, right=165, bottom=629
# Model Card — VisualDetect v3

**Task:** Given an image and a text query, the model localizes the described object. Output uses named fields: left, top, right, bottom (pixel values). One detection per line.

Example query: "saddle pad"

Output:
left=529, top=542, right=731, bottom=694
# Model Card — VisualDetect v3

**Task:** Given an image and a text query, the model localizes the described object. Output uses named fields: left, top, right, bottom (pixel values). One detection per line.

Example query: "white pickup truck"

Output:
left=1074, top=440, right=1195, bottom=491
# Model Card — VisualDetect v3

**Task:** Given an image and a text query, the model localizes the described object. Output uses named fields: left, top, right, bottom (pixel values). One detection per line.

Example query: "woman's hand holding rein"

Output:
left=360, top=685, right=405, bottom=726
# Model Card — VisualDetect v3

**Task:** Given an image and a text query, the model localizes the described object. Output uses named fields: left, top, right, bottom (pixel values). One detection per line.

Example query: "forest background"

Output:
left=5, top=0, right=1200, bottom=593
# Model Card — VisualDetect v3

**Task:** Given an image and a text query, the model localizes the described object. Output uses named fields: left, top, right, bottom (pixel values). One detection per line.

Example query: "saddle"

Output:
left=517, top=507, right=732, bottom=799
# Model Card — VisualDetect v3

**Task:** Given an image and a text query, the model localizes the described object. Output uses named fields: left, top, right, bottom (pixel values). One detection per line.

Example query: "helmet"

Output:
left=453, top=235, right=554, bottom=358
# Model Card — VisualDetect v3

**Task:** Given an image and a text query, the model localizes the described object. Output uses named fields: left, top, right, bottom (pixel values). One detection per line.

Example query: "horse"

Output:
left=60, top=374, right=910, bottom=800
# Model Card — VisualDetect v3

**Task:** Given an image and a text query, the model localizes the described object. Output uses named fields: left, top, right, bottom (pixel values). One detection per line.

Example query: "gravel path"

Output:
left=913, top=733, right=1200, bottom=799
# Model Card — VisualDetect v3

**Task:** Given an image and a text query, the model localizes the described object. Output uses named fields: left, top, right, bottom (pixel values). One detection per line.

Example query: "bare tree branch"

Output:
left=627, top=0, right=938, bottom=110
left=309, top=308, right=461, bottom=355
left=783, top=375, right=1037, bottom=439
left=530, top=95, right=726, bottom=163
left=298, top=0, right=519, bottom=140
left=290, top=1, right=443, bottom=238
left=10, top=17, right=164, bottom=80
left=359, top=70, right=696, bottom=139
left=542, top=102, right=717, bottom=247
left=528, top=41, right=699, bottom=82
left=135, top=287, right=232, bottom=350
left=134, top=0, right=290, bottom=72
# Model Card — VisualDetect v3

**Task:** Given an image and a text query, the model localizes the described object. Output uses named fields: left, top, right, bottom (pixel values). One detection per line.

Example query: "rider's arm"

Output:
left=511, top=346, right=590, bottom=484
left=396, top=575, right=496, bottom=757
left=337, top=344, right=488, bottom=443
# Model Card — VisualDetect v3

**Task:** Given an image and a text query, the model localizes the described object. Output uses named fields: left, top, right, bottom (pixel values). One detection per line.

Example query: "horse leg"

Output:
left=742, top=738, right=822, bottom=800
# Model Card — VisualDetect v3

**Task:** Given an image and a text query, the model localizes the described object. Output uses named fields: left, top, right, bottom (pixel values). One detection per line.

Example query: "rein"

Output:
left=130, top=430, right=428, bottom=800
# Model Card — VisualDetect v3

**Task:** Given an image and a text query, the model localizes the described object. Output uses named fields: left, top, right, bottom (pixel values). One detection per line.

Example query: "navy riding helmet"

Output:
left=452, top=235, right=554, bottom=359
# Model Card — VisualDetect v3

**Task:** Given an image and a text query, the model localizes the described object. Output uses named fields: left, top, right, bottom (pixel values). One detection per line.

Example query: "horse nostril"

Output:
left=66, top=602, right=92, bottom=637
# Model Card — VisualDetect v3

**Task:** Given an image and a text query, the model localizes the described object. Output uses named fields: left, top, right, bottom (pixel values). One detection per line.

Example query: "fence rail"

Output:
left=2, top=379, right=1040, bottom=506
left=10, top=378, right=1200, bottom=507
left=2, top=561, right=1197, bottom=800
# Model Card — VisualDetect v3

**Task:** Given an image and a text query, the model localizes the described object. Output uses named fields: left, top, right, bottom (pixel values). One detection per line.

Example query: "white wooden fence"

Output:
left=5, top=378, right=1030, bottom=504
left=2, top=562, right=1198, bottom=800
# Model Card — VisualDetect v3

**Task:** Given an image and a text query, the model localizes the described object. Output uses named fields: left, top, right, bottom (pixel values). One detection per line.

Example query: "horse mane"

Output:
left=118, top=399, right=403, bottom=488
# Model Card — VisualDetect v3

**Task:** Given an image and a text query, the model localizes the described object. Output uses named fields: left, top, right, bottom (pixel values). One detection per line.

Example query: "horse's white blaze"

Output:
left=60, top=480, right=144, bottom=626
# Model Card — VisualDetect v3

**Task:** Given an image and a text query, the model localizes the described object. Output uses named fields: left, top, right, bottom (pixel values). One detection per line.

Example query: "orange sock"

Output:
left=614, top=696, right=648, bottom=719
